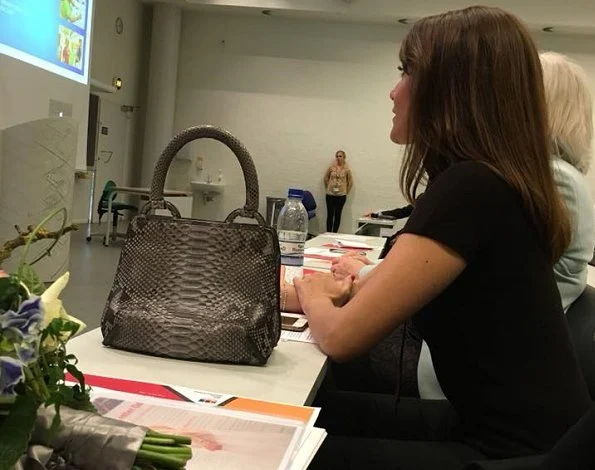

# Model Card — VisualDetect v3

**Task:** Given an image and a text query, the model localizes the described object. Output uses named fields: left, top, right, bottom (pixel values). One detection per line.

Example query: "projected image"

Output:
left=0, top=0, right=93, bottom=84
left=57, top=26, right=83, bottom=71
left=59, top=0, right=87, bottom=29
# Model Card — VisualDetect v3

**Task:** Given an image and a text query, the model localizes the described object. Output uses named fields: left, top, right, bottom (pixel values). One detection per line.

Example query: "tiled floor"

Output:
left=62, top=226, right=124, bottom=330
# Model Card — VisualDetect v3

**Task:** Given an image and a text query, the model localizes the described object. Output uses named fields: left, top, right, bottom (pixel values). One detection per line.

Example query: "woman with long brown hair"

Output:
left=288, top=6, right=591, bottom=469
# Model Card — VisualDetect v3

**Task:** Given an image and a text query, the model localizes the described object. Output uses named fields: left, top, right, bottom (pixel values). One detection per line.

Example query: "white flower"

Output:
left=40, top=272, right=86, bottom=344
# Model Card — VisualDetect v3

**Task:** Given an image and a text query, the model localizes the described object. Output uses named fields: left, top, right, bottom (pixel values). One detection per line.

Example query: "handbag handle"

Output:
left=148, top=126, right=260, bottom=217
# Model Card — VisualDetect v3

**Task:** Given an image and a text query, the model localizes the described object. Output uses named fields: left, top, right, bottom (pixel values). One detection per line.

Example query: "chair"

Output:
left=265, top=196, right=286, bottom=229
left=565, top=284, right=595, bottom=399
left=302, top=190, right=317, bottom=239
left=462, top=285, right=595, bottom=469
left=96, top=180, right=137, bottom=243
left=302, top=190, right=317, bottom=220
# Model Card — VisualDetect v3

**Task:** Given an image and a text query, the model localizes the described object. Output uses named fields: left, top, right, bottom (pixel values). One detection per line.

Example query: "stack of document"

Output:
left=68, top=374, right=326, bottom=470
left=304, top=240, right=373, bottom=261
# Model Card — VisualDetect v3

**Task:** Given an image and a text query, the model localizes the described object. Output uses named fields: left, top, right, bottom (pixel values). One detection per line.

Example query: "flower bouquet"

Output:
left=0, top=210, right=193, bottom=470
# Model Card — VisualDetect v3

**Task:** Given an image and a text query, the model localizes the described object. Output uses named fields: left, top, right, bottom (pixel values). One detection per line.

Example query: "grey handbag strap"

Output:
left=139, top=200, right=181, bottom=217
left=146, top=125, right=260, bottom=219
left=225, top=208, right=267, bottom=225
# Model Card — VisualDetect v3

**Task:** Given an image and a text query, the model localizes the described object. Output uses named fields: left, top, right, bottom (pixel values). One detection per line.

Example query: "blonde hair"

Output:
left=333, top=150, right=349, bottom=168
left=540, top=52, right=594, bottom=173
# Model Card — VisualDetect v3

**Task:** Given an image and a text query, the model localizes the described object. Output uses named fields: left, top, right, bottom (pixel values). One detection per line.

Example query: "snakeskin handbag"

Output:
left=101, top=126, right=281, bottom=365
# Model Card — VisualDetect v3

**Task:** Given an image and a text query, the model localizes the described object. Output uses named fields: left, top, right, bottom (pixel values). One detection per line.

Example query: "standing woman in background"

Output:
left=324, top=150, right=353, bottom=232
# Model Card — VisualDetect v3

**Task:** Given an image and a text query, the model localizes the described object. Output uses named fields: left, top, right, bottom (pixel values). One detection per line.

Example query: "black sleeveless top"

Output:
left=402, top=161, right=591, bottom=458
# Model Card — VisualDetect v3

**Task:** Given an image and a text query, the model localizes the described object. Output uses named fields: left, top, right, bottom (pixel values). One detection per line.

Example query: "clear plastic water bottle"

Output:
left=277, top=188, right=309, bottom=267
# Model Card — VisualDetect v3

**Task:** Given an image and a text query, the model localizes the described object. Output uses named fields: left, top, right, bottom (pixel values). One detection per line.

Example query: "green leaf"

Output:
left=61, top=365, right=94, bottom=413
left=57, top=382, right=94, bottom=413
left=62, top=319, right=81, bottom=337
left=0, top=276, right=24, bottom=311
left=18, top=263, right=45, bottom=295
left=45, top=318, right=64, bottom=338
left=57, top=385, right=74, bottom=404
left=40, top=329, right=49, bottom=343
left=0, top=394, right=38, bottom=470
left=65, top=364, right=85, bottom=390
left=47, top=363, right=64, bottom=387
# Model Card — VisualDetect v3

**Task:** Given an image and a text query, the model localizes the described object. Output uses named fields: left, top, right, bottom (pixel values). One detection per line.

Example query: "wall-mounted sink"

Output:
left=190, top=181, right=225, bottom=194
left=190, top=181, right=225, bottom=203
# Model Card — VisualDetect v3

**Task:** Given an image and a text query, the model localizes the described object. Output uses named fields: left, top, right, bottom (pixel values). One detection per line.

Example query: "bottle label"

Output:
left=279, top=241, right=305, bottom=266
left=278, top=230, right=306, bottom=266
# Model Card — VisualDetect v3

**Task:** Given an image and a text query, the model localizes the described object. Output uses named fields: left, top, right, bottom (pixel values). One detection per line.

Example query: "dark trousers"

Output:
left=326, top=194, right=346, bottom=232
left=541, top=407, right=595, bottom=470
left=309, top=391, right=487, bottom=470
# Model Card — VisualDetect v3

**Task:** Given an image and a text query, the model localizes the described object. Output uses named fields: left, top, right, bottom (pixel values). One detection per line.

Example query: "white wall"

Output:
left=71, top=0, right=150, bottom=223
left=175, top=14, right=406, bottom=233
left=0, top=42, right=89, bottom=170
left=175, top=14, right=595, bottom=233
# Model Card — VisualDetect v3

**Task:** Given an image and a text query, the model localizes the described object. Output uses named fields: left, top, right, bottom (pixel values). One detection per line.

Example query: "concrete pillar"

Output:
left=141, top=3, right=181, bottom=187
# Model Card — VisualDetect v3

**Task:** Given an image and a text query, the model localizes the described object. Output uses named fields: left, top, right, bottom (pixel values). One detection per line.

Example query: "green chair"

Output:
left=97, top=180, right=137, bottom=243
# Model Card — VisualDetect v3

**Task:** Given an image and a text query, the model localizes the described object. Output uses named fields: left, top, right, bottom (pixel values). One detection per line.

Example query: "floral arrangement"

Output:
left=0, top=210, right=193, bottom=470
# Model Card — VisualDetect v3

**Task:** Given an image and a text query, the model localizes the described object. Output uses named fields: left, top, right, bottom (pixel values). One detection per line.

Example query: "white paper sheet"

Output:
left=335, top=238, right=373, bottom=249
left=92, top=389, right=305, bottom=470
left=331, top=234, right=376, bottom=242
left=303, top=259, right=332, bottom=270
left=283, top=266, right=303, bottom=284
left=304, top=247, right=342, bottom=257
left=280, top=327, right=317, bottom=344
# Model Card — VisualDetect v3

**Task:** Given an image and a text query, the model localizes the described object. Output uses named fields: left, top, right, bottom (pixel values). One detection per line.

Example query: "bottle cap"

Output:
left=287, top=188, right=304, bottom=198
